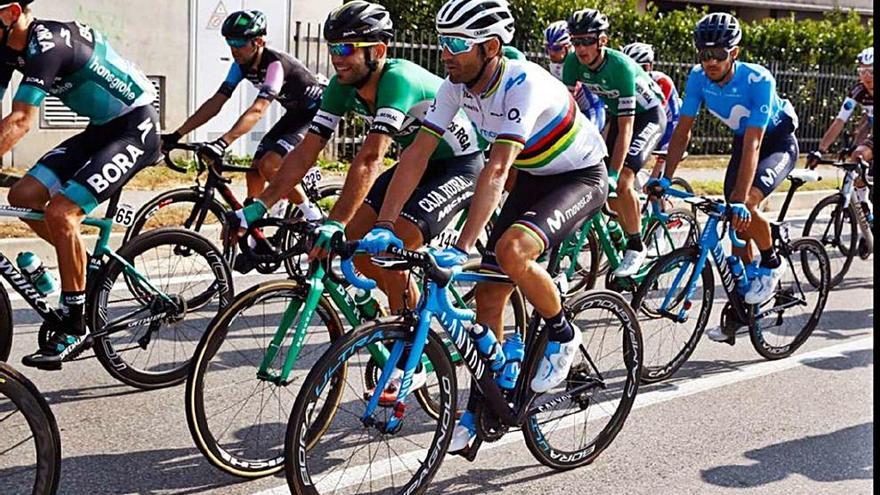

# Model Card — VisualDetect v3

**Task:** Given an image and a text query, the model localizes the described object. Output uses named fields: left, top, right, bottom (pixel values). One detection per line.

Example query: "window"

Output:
left=39, top=75, right=165, bottom=129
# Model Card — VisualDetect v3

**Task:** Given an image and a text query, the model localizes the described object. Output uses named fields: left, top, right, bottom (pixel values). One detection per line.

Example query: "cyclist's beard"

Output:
left=352, top=48, right=378, bottom=89
left=464, top=45, right=493, bottom=89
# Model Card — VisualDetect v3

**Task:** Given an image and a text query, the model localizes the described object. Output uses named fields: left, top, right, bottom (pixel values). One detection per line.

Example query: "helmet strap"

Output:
left=464, top=44, right=496, bottom=90
left=353, top=46, right=379, bottom=89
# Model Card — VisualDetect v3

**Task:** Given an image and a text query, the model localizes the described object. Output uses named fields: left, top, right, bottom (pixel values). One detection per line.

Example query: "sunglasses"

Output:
left=438, top=35, right=484, bottom=55
left=328, top=41, right=381, bottom=56
left=571, top=37, right=600, bottom=47
left=546, top=43, right=568, bottom=53
left=698, top=47, right=734, bottom=62
left=226, top=38, right=251, bottom=48
left=857, top=67, right=873, bottom=76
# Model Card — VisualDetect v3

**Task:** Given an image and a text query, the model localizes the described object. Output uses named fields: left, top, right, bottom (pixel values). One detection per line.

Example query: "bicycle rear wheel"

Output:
left=285, top=319, right=456, bottom=494
left=0, top=363, right=61, bottom=495
left=522, top=290, right=642, bottom=470
left=749, top=238, right=831, bottom=360
left=0, top=284, right=11, bottom=362
left=802, top=194, right=856, bottom=288
left=89, top=228, right=234, bottom=389
left=186, top=279, right=345, bottom=479
left=283, top=181, right=344, bottom=278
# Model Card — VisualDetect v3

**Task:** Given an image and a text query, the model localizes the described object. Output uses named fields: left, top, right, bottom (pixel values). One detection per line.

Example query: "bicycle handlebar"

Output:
left=162, top=142, right=254, bottom=176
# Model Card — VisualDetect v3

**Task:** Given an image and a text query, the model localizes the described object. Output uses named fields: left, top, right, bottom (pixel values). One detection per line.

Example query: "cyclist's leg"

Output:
left=7, top=176, right=53, bottom=242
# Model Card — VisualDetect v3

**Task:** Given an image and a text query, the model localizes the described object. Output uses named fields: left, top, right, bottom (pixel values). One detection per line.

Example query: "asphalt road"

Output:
left=0, top=215, right=873, bottom=495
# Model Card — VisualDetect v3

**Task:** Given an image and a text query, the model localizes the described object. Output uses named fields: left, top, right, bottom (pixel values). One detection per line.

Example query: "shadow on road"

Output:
left=701, top=422, right=873, bottom=488
left=802, top=349, right=873, bottom=372
left=809, top=307, right=874, bottom=340
left=430, top=463, right=560, bottom=494
left=640, top=356, right=765, bottom=394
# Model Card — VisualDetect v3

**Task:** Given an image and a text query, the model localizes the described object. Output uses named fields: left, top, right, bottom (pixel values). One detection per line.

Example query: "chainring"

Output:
left=475, top=404, right=508, bottom=443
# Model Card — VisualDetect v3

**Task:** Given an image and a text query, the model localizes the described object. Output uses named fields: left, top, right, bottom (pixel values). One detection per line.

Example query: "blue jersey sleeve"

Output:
left=217, top=64, right=244, bottom=97
left=679, top=66, right=704, bottom=118
left=745, top=68, right=775, bottom=129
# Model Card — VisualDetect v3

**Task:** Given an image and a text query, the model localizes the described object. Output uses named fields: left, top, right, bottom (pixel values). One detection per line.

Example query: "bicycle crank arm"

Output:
left=453, top=436, right=483, bottom=462
left=658, top=308, right=689, bottom=323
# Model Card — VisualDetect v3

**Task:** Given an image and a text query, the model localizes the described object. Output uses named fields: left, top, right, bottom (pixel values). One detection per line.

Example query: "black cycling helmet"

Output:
left=221, top=10, right=267, bottom=39
left=693, top=13, right=742, bottom=49
left=324, top=1, right=393, bottom=43
left=567, top=8, right=609, bottom=36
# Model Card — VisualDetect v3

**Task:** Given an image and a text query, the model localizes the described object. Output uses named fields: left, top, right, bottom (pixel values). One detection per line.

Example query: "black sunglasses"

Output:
left=698, top=47, right=734, bottom=62
left=571, top=37, right=600, bottom=47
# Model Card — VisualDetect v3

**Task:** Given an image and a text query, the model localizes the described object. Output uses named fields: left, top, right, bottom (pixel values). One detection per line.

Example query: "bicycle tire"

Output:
left=643, top=207, right=700, bottom=264
left=88, top=228, right=234, bottom=390
left=283, top=181, right=344, bottom=278
left=0, top=284, right=12, bottom=361
left=522, top=290, right=642, bottom=470
left=631, top=246, right=714, bottom=383
left=185, top=279, right=345, bottom=479
left=802, top=194, right=857, bottom=288
left=0, top=363, right=61, bottom=495
left=749, top=238, right=831, bottom=360
left=285, top=319, right=456, bottom=495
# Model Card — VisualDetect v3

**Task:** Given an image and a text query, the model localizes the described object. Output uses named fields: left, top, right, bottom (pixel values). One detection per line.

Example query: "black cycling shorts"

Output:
left=605, top=104, right=667, bottom=173
left=364, top=151, right=483, bottom=240
left=27, top=105, right=161, bottom=214
left=481, top=165, right=608, bottom=273
left=253, top=111, right=314, bottom=161
left=725, top=120, right=798, bottom=200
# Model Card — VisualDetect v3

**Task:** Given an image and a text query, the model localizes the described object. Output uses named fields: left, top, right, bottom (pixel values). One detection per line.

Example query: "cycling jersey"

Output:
left=836, top=82, right=874, bottom=125
left=218, top=46, right=324, bottom=113
left=502, top=46, right=526, bottom=61
left=310, top=58, right=480, bottom=160
left=0, top=20, right=155, bottom=125
left=562, top=48, right=664, bottom=117
left=650, top=70, right=681, bottom=150
left=549, top=62, right=606, bottom=130
left=680, top=62, right=798, bottom=136
left=423, top=58, right=607, bottom=176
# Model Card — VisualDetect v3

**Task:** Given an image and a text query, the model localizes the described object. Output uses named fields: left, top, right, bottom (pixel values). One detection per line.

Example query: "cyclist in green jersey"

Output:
left=230, top=1, right=484, bottom=397
left=0, top=0, right=160, bottom=366
left=562, top=9, right=668, bottom=279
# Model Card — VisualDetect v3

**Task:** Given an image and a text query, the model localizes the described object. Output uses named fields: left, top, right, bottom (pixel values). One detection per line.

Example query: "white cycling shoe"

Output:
left=368, top=366, right=427, bottom=405
left=705, top=325, right=748, bottom=343
left=613, top=248, right=648, bottom=278
left=531, top=329, right=582, bottom=394
left=448, top=411, right=476, bottom=453
left=743, top=263, right=787, bottom=305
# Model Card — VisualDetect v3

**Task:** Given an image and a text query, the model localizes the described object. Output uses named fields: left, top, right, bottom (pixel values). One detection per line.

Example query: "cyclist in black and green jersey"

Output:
left=563, top=8, right=667, bottom=279
left=0, top=0, right=160, bottom=367
left=231, top=1, right=484, bottom=397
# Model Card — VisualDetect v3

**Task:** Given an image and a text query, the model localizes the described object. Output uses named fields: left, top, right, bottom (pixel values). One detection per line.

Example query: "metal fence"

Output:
left=291, top=22, right=861, bottom=160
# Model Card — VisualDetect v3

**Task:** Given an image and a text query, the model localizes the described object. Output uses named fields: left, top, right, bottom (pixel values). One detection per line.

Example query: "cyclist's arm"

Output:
left=175, top=92, right=229, bottom=136
left=731, top=126, right=765, bottom=203
left=455, top=143, right=520, bottom=252
left=328, top=132, right=394, bottom=224
left=259, top=132, right=326, bottom=207
left=609, top=67, right=638, bottom=173
left=662, top=115, right=694, bottom=179
left=817, top=117, right=846, bottom=153
left=852, top=114, right=870, bottom=146
left=609, top=114, right=634, bottom=173
left=376, top=131, right=440, bottom=225
left=219, top=97, right=271, bottom=145
left=0, top=102, right=38, bottom=156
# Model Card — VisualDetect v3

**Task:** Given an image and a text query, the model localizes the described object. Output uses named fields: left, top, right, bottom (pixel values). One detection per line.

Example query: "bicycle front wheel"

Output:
left=186, top=279, right=345, bottom=479
left=0, top=363, right=61, bottom=495
left=802, top=194, right=857, bottom=288
left=0, top=284, right=12, bottom=362
left=522, top=290, right=642, bottom=470
left=285, top=318, right=456, bottom=495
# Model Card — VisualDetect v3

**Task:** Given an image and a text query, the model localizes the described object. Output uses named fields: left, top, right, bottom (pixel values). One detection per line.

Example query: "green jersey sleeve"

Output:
left=561, top=52, right=580, bottom=90
left=371, top=64, right=420, bottom=135
left=309, top=75, right=353, bottom=139
left=614, top=58, right=638, bottom=116
left=502, top=46, right=526, bottom=61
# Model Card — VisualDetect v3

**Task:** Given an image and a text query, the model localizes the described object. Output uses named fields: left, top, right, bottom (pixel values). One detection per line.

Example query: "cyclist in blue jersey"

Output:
left=0, top=0, right=160, bottom=366
left=543, top=20, right=606, bottom=131
left=658, top=13, right=799, bottom=344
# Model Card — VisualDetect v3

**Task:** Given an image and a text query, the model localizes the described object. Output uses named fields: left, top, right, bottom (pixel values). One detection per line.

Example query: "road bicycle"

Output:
left=184, top=218, right=525, bottom=479
left=124, top=142, right=342, bottom=277
left=803, top=154, right=873, bottom=287
left=284, top=244, right=642, bottom=494
left=0, top=362, right=60, bottom=494
left=631, top=179, right=831, bottom=383
left=0, top=188, right=233, bottom=389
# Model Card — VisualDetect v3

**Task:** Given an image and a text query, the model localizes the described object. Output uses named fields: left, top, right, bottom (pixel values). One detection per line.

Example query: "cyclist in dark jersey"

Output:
left=162, top=10, right=326, bottom=220
left=0, top=0, right=160, bottom=367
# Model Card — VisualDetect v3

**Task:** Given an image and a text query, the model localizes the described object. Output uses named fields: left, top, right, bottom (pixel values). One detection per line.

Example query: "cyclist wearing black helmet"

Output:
left=0, top=0, right=160, bottom=367
left=657, top=13, right=800, bottom=343
left=233, top=1, right=484, bottom=397
left=162, top=10, right=327, bottom=221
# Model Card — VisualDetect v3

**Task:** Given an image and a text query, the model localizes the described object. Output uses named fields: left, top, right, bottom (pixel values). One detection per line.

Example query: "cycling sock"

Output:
left=855, top=186, right=869, bottom=205
left=297, top=200, right=324, bottom=221
left=625, top=233, right=644, bottom=252
left=546, top=310, right=574, bottom=343
left=759, top=248, right=781, bottom=269
left=60, top=291, right=87, bottom=336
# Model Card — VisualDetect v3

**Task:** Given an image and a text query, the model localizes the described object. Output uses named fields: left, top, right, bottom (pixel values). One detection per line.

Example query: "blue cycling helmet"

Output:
left=544, top=20, right=571, bottom=47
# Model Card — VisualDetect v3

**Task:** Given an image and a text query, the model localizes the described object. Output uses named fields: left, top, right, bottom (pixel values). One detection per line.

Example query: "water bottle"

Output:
left=354, top=288, right=380, bottom=320
left=727, top=255, right=750, bottom=295
left=608, top=219, right=625, bottom=249
left=496, top=333, right=525, bottom=390
left=470, top=323, right=506, bottom=372
left=16, top=252, right=57, bottom=296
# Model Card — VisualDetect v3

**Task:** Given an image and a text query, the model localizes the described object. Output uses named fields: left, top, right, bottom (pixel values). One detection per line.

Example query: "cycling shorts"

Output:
left=27, top=105, right=161, bottom=214
left=253, top=111, right=314, bottom=161
left=481, top=165, right=608, bottom=273
left=605, top=104, right=667, bottom=173
left=724, top=119, right=798, bottom=199
left=364, top=151, right=483, bottom=240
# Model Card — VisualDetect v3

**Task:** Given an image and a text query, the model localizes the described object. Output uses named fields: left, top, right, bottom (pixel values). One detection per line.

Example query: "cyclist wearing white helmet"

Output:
left=367, top=0, right=608, bottom=455
left=544, top=20, right=606, bottom=130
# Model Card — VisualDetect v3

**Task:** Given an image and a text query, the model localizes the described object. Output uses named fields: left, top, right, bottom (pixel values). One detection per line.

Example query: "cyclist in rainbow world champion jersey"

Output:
left=659, top=13, right=799, bottom=343
left=161, top=10, right=327, bottom=222
left=363, top=0, right=608, bottom=454
left=621, top=41, right=681, bottom=181
left=562, top=8, right=668, bottom=280
left=232, top=2, right=484, bottom=395
left=543, top=20, right=606, bottom=131
left=0, top=0, right=160, bottom=368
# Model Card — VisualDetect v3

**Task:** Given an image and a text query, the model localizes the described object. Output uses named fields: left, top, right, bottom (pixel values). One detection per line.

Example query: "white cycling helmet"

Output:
left=622, top=42, right=655, bottom=65
left=856, top=47, right=873, bottom=66
left=544, top=20, right=571, bottom=47
left=436, top=0, right=515, bottom=44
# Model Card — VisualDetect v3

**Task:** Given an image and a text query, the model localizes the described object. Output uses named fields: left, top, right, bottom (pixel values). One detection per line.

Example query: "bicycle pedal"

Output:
left=451, top=439, right=482, bottom=462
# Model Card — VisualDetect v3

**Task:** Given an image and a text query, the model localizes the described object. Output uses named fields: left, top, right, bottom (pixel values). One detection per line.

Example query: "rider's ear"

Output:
left=372, top=43, right=388, bottom=60
left=731, top=46, right=741, bottom=60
